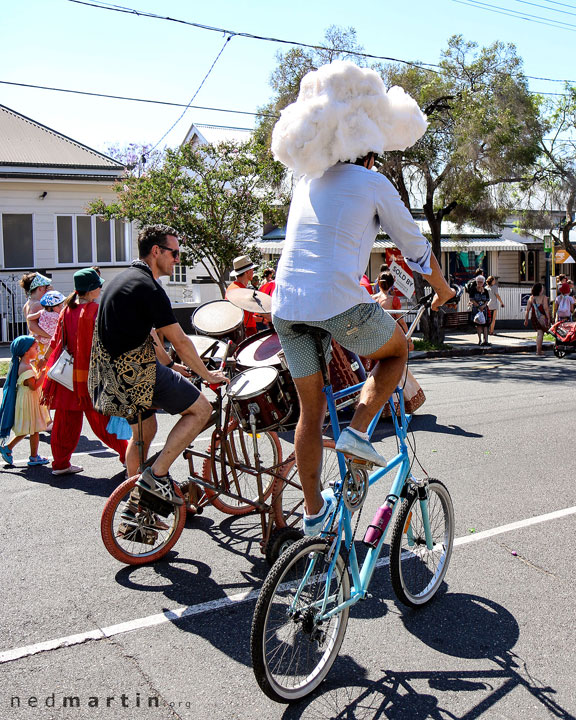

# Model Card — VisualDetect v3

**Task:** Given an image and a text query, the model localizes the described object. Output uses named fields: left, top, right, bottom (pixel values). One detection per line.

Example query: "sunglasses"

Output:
left=157, top=244, right=180, bottom=259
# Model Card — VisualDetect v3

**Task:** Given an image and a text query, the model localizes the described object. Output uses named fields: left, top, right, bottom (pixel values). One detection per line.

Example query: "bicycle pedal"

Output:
left=348, top=458, right=374, bottom=471
left=137, top=488, right=174, bottom=518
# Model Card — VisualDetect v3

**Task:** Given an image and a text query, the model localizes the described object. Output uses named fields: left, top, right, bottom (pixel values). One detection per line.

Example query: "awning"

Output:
left=259, top=238, right=528, bottom=255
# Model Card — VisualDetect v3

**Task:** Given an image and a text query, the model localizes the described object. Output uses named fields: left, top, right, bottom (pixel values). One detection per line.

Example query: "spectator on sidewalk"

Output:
left=524, top=282, right=550, bottom=357
left=469, top=275, right=490, bottom=346
left=555, top=282, right=575, bottom=323
left=486, top=276, right=505, bottom=336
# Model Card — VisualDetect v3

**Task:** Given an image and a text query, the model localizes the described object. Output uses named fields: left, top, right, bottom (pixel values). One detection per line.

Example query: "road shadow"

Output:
left=281, top=593, right=575, bottom=720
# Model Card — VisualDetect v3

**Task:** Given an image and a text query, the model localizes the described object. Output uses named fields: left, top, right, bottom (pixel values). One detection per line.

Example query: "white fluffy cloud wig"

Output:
left=271, top=61, right=428, bottom=179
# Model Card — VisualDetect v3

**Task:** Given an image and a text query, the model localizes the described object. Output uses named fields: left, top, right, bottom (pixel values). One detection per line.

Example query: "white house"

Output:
left=0, top=103, right=137, bottom=341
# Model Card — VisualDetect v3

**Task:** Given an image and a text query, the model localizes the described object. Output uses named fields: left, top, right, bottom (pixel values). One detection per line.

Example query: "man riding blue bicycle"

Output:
left=270, top=61, right=455, bottom=535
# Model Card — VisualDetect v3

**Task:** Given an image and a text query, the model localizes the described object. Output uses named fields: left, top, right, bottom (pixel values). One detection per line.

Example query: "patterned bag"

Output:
left=88, top=325, right=156, bottom=420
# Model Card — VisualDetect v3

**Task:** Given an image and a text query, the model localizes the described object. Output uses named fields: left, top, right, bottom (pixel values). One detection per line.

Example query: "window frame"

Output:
left=168, top=263, right=188, bottom=285
left=0, top=213, right=35, bottom=269
left=55, top=214, right=129, bottom=266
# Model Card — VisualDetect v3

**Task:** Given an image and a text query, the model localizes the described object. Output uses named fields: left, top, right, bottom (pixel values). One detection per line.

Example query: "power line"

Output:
left=0, top=79, right=278, bottom=118
left=452, top=0, right=576, bottom=31
left=67, top=0, right=442, bottom=72
left=149, top=33, right=232, bottom=152
left=68, top=0, right=576, bottom=85
left=512, top=0, right=576, bottom=16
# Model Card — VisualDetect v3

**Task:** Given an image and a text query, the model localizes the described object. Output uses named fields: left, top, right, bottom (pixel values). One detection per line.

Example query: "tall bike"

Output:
left=250, top=292, right=457, bottom=702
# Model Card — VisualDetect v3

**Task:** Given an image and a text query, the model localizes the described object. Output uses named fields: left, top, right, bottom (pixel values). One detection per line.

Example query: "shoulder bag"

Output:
left=47, top=313, right=74, bottom=391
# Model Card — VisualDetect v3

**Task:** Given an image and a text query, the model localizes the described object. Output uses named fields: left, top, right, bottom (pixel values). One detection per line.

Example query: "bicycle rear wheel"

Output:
left=201, top=420, right=280, bottom=515
left=101, top=475, right=186, bottom=565
left=251, top=536, right=350, bottom=703
left=389, top=478, right=454, bottom=608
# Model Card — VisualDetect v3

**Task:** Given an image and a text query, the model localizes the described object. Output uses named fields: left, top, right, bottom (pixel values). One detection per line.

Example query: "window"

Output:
left=170, top=264, right=187, bottom=284
left=56, top=215, right=128, bottom=265
left=519, top=250, right=537, bottom=283
left=2, top=214, right=34, bottom=268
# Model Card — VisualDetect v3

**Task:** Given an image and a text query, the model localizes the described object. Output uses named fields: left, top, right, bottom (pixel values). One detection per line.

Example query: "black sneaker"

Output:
left=136, top=467, right=184, bottom=506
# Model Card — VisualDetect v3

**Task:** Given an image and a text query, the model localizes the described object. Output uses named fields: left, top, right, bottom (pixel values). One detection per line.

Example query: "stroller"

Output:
left=549, top=320, right=576, bottom=358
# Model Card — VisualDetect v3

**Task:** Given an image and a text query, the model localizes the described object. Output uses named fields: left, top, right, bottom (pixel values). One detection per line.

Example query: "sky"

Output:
left=2, top=0, right=575, bottom=156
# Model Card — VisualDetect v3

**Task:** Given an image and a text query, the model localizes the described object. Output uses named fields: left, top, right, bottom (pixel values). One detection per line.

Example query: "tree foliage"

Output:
left=516, top=85, right=576, bottom=262
left=89, top=140, right=286, bottom=295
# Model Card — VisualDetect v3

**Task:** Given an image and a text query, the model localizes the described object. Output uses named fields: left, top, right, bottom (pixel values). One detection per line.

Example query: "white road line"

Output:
left=2, top=504, right=575, bottom=665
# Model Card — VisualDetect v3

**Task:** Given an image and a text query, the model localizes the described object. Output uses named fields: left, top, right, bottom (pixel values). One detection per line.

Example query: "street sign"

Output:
left=555, top=248, right=575, bottom=264
left=389, top=260, right=415, bottom=297
left=543, top=234, right=553, bottom=252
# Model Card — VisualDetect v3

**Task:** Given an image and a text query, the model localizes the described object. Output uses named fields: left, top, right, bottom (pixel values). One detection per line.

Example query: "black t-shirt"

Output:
left=98, top=261, right=177, bottom=358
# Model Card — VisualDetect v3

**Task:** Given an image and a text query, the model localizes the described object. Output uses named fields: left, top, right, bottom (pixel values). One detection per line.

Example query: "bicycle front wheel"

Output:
left=101, top=475, right=186, bottom=565
left=201, top=420, right=280, bottom=515
left=389, top=478, right=454, bottom=608
left=251, top=536, right=350, bottom=703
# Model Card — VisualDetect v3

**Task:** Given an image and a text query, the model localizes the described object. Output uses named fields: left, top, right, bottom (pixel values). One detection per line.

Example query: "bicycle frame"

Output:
left=294, top=296, right=436, bottom=620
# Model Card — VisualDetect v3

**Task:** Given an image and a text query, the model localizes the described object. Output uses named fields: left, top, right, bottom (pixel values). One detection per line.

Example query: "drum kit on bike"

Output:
left=102, top=288, right=369, bottom=567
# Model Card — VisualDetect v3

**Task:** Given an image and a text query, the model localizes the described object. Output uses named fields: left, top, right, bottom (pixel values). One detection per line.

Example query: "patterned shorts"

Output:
left=273, top=303, right=397, bottom=378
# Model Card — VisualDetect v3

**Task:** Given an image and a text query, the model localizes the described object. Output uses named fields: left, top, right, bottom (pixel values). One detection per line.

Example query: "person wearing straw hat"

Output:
left=226, top=254, right=258, bottom=336
left=270, top=61, right=455, bottom=535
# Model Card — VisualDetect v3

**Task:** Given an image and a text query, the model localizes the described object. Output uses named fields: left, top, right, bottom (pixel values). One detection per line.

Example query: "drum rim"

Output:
left=192, top=299, right=244, bottom=336
left=227, top=366, right=279, bottom=400
left=235, top=328, right=282, bottom=368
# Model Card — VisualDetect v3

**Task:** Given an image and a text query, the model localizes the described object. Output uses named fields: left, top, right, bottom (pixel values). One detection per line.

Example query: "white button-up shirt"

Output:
left=272, top=163, right=432, bottom=322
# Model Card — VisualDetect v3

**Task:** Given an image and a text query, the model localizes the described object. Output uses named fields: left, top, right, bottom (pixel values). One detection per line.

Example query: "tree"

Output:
left=105, top=143, right=165, bottom=176
left=379, top=35, right=543, bottom=342
left=89, top=139, right=286, bottom=295
left=516, top=84, right=576, bottom=264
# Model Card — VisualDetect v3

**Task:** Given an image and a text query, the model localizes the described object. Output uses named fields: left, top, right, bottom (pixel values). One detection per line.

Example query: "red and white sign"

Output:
left=385, top=249, right=414, bottom=297
left=389, top=261, right=415, bottom=298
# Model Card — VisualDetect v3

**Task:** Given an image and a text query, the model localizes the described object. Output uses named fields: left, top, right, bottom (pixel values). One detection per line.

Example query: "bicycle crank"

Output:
left=343, top=460, right=370, bottom=512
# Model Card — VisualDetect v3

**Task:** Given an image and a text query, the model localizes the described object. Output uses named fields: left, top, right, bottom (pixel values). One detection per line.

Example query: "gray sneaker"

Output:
left=136, top=467, right=184, bottom=506
left=335, top=428, right=387, bottom=467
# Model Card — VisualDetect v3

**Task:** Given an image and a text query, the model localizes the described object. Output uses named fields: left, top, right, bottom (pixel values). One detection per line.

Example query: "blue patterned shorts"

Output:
left=273, top=303, right=397, bottom=378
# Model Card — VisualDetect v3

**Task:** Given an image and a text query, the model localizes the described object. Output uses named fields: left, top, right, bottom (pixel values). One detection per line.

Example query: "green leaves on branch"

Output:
left=88, top=140, right=286, bottom=295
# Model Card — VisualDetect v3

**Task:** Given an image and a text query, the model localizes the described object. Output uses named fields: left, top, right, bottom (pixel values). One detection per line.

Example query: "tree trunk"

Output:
left=419, top=201, right=448, bottom=345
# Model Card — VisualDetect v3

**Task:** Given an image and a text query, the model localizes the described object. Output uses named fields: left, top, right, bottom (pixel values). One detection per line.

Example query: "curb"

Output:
left=411, top=341, right=553, bottom=360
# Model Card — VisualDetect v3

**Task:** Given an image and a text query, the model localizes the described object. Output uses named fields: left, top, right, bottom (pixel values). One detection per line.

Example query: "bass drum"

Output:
left=235, top=329, right=283, bottom=370
left=192, top=299, right=245, bottom=345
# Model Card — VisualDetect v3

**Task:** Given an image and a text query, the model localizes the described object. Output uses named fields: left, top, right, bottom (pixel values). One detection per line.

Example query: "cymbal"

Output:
left=226, top=288, right=272, bottom=314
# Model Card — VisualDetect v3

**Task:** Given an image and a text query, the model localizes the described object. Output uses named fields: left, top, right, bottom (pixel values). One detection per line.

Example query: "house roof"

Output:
left=182, top=122, right=253, bottom=147
left=0, top=104, right=124, bottom=178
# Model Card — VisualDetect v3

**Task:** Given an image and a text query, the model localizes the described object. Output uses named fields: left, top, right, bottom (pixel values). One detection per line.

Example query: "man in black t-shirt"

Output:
left=95, top=224, right=227, bottom=506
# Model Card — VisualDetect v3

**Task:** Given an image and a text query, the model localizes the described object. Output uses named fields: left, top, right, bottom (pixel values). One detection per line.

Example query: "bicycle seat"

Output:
left=291, top=324, right=330, bottom=340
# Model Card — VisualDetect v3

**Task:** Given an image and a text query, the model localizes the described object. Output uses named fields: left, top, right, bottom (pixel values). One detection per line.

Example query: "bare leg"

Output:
left=348, top=324, right=408, bottom=434
left=7, top=435, right=24, bottom=451
left=489, top=309, right=497, bottom=334
left=126, top=415, right=157, bottom=476
left=536, top=329, right=544, bottom=355
left=29, top=432, right=39, bottom=457
left=151, top=394, right=212, bottom=477
left=293, top=372, right=327, bottom=516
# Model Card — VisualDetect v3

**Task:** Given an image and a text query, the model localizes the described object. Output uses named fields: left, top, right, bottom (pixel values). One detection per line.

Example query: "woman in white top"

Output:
left=486, top=276, right=504, bottom=335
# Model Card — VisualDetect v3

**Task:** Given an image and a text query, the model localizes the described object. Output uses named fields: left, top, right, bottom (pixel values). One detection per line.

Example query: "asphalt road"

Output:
left=1, top=353, right=575, bottom=720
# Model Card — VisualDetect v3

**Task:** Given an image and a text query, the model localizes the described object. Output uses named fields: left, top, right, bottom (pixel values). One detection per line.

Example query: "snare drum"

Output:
left=189, top=335, right=227, bottom=366
left=192, top=300, right=245, bottom=345
left=235, top=329, right=283, bottom=370
left=227, top=367, right=295, bottom=432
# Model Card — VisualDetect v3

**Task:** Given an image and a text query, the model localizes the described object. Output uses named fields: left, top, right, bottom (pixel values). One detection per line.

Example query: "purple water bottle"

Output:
left=363, top=500, right=394, bottom=548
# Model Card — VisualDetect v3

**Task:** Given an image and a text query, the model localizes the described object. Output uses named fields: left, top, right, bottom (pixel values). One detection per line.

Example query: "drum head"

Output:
left=193, top=300, right=243, bottom=336
left=188, top=335, right=227, bottom=361
left=227, top=367, right=278, bottom=399
left=236, top=331, right=282, bottom=368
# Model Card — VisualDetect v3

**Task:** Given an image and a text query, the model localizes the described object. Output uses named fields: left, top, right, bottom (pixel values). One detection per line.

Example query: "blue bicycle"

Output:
left=250, top=292, right=456, bottom=702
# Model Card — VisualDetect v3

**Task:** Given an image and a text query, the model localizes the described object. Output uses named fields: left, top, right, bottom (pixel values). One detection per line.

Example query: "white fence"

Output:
left=0, top=274, right=28, bottom=343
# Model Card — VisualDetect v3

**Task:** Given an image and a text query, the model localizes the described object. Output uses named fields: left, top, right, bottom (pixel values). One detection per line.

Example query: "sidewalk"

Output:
left=412, top=328, right=552, bottom=359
